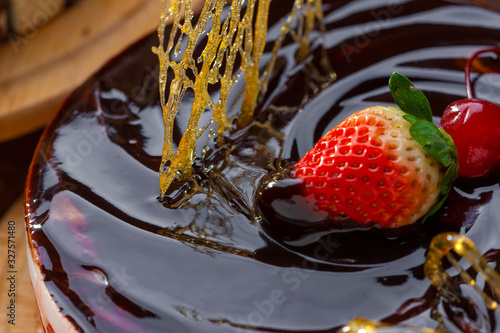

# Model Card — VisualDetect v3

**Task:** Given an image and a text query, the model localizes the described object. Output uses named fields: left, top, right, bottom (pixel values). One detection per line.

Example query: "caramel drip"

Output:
left=424, top=232, right=500, bottom=311
left=339, top=318, right=437, bottom=333
left=340, top=232, right=500, bottom=333
left=153, top=0, right=325, bottom=198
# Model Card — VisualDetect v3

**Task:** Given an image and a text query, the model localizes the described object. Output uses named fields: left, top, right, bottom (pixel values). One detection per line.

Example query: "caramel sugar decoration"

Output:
left=339, top=239, right=500, bottom=333
left=339, top=317, right=437, bottom=333
left=424, top=232, right=500, bottom=311
left=152, top=0, right=326, bottom=198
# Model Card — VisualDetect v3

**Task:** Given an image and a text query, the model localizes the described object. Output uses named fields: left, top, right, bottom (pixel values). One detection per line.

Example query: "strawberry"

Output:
left=257, top=72, right=458, bottom=233
left=292, top=106, right=444, bottom=228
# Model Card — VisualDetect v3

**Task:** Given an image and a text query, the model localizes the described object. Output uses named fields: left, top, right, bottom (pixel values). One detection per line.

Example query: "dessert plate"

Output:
left=25, top=0, right=500, bottom=332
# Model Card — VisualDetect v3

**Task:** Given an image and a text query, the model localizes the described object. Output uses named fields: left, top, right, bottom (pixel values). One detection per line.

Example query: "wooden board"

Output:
left=0, top=196, right=43, bottom=333
left=0, top=0, right=162, bottom=143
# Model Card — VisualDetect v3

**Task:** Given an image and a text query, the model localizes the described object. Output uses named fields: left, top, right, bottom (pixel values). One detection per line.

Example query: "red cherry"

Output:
left=440, top=47, right=500, bottom=178
left=441, top=98, right=500, bottom=177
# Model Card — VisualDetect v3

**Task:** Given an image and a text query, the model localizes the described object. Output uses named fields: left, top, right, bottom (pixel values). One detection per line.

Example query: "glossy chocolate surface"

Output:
left=26, top=0, right=500, bottom=332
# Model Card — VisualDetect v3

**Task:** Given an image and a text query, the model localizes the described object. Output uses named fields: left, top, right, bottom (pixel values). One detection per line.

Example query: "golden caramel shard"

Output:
left=153, top=0, right=325, bottom=198
left=339, top=317, right=437, bottom=333
left=338, top=233, right=500, bottom=333
left=425, top=232, right=500, bottom=312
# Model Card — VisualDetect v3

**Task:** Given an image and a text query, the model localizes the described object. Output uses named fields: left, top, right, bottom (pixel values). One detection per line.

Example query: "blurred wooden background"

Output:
left=0, top=0, right=161, bottom=143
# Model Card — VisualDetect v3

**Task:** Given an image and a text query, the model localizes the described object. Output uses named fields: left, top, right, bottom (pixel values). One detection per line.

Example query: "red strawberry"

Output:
left=257, top=72, right=457, bottom=237
left=292, top=106, right=444, bottom=228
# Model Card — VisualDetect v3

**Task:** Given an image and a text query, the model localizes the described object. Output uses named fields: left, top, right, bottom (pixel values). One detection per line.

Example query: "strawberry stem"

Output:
left=465, top=46, right=500, bottom=99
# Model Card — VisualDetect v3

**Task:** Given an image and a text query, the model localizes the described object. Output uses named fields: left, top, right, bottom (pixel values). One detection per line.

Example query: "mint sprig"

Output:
left=389, top=71, right=458, bottom=222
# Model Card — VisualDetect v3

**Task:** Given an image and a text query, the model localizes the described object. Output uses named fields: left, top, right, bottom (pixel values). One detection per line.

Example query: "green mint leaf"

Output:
left=389, top=72, right=433, bottom=122
left=402, top=115, right=459, bottom=223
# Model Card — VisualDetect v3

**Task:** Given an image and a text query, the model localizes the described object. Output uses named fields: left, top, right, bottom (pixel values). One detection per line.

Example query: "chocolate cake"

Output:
left=25, top=0, right=500, bottom=332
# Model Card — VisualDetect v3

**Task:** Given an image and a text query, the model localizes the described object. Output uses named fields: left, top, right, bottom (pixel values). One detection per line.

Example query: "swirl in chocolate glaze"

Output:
left=26, top=0, right=500, bottom=332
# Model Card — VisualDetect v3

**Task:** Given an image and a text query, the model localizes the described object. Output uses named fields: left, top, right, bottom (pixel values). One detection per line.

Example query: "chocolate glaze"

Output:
left=26, top=0, right=500, bottom=332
